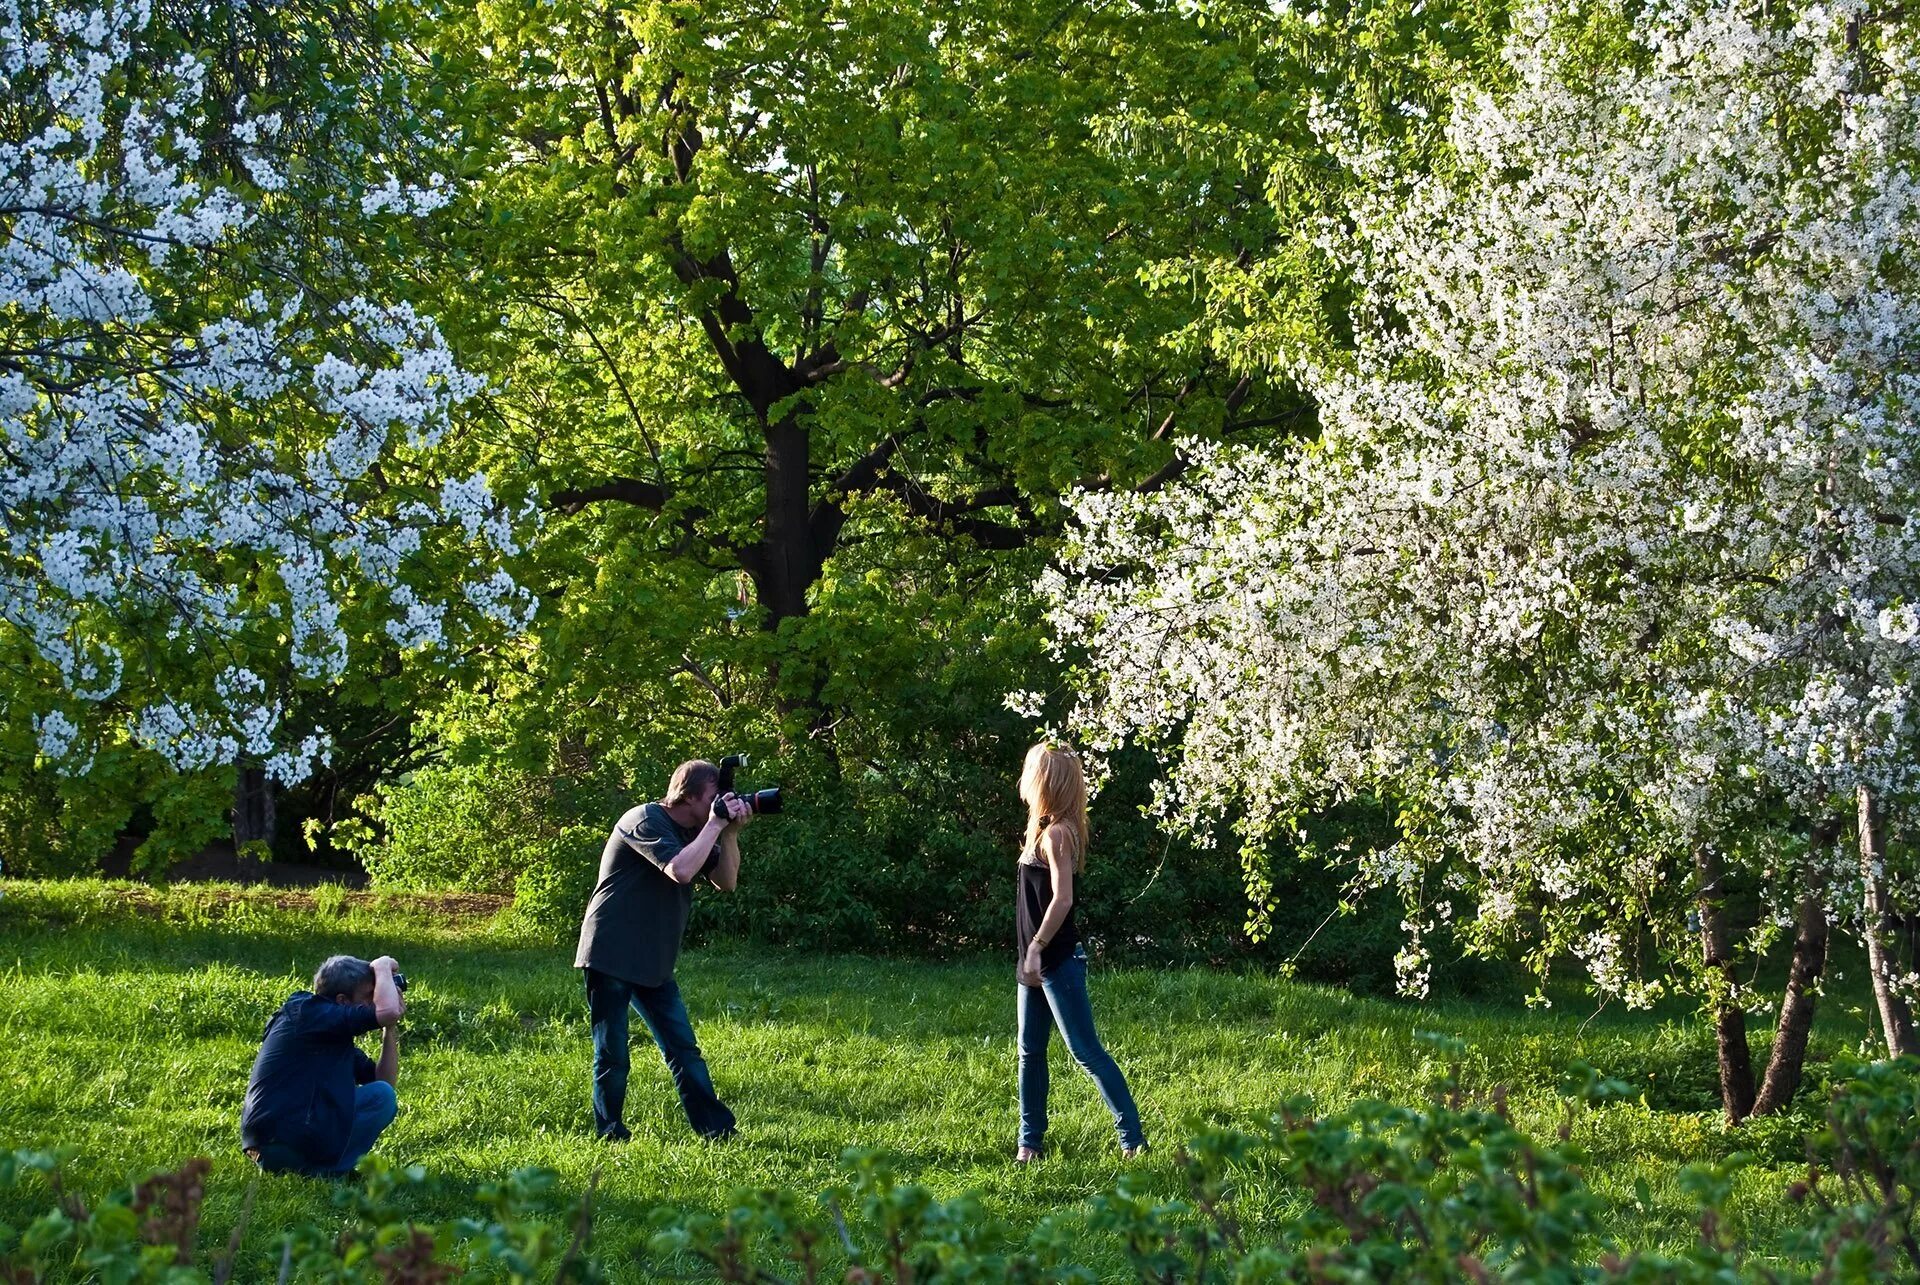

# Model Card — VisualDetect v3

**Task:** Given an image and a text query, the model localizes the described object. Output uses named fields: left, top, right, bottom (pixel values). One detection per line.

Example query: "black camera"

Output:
left=716, top=753, right=784, bottom=815
left=392, top=971, right=409, bottom=993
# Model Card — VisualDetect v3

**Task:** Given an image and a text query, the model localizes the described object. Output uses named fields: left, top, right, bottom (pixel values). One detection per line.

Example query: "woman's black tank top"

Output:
left=1016, top=831, right=1080, bottom=975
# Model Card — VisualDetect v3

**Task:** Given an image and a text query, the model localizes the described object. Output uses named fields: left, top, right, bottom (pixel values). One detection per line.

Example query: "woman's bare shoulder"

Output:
left=1040, top=821, right=1081, bottom=862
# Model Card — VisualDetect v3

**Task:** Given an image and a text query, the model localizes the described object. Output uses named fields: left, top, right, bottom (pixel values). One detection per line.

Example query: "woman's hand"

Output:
left=1019, top=942, right=1044, bottom=987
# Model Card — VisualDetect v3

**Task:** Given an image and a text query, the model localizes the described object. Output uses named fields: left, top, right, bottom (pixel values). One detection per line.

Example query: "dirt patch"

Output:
left=4, top=878, right=512, bottom=925
left=101, top=836, right=370, bottom=889
left=112, top=885, right=513, bottom=919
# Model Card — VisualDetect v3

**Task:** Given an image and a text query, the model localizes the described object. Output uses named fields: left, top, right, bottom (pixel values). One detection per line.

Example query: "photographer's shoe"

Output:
left=1121, top=1144, right=1150, bottom=1161
left=1014, top=1146, right=1041, bottom=1164
left=597, top=1125, right=633, bottom=1144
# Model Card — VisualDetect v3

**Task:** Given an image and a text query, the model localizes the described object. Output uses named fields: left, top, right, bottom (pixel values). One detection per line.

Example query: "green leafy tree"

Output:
left=414, top=0, right=1298, bottom=750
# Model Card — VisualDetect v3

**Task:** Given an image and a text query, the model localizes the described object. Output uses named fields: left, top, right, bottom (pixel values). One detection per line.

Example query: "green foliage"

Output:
left=0, top=1151, right=600, bottom=1284
left=317, top=0, right=1342, bottom=947
left=1782, top=1057, right=1920, bottom=1279
left=0, top=769, right=125, bottom=879
left=5, top=878, right=1863, bottom=1279
left=348, top=761, right=613, bottom=902
left=0, top=756, right=236, bottom=881
left=12, top=1052, right=1920, bottom=1282
left=638, top=1054, right=1920, bottom=1282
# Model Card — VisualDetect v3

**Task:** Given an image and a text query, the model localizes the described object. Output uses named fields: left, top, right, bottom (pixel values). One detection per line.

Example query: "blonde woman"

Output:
left=1013, top=742, right=1147, bottom=1162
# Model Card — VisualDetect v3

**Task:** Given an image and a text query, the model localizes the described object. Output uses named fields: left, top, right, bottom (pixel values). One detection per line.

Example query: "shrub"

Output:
left=0, top=1150, right=600, bottom=1284
left=344, top=758, right=623, bottom=941
left=14, top=1059, right=1919, bottom=1282
left=641, top=1053, right=1920, bottom=1282
left=1782, top=1056, right=1920, bottom=1279
left=506, top=823, right=611, bottom=936
left=347, top=739, right=1417, bottom=989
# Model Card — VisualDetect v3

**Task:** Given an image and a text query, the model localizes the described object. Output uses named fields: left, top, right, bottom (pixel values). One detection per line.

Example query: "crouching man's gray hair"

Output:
left=312, top=955, right=374, bottom=1001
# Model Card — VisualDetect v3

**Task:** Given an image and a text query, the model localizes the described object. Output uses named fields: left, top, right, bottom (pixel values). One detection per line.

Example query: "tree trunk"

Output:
left=1858, top=784, right=1918, bottom=1057
left=232, top=763, right=276, bottom=856
left=757, top=413, right=817, bottom=629
left=1695, top=843, right=1755, bottom=1125
left=1751, top=821, right=1838, bottom=1115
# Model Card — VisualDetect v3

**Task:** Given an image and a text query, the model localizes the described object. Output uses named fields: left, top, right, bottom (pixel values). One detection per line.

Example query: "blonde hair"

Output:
left=1019, top=742, right=1088, bottom=873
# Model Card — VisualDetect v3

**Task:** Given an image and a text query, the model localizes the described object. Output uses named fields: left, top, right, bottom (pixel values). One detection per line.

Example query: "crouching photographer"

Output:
left=240, top=954, right=406, bottom=1176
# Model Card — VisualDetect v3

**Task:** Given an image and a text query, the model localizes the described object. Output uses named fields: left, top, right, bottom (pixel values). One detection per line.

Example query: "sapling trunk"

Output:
left=232, top=763, right=276, bottom=856
left=1751, top=821, right=1838, bottom=1116
left=1694, top=844, right=1755, bottom=1125
left=1857, top=784, right=1918, bottom=1058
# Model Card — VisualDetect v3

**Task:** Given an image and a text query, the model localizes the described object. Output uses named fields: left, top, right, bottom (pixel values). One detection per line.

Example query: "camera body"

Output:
left=716, top=753, right=784, bottom=815
left=392, top=971, right=409, bottom=993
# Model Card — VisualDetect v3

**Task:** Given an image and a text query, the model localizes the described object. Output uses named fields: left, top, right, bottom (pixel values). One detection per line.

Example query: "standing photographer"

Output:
left=241, top=954, right=405, bottom=1176
left=575, top=759, right=749, bottom=1141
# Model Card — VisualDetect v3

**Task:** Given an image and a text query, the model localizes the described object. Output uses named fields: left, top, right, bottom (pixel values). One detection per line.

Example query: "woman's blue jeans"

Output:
left=586, top=968, right=735, bottom=1140
left=1017, top=951, right=1145, bottom=1152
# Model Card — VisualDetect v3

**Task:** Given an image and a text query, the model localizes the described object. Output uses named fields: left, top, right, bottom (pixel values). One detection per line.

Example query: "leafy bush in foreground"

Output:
left=0, top=1154, right=600, bottom=1284
left=7, top=1057, right=1920, bottom=1282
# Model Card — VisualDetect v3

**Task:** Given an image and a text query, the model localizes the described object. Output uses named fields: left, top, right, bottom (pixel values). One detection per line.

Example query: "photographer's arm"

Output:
left=376, top=1025, right=399, bottom=1087
left=664, top=819, right=726, bottom=884
left=370, top=957, right=403, bottom=1086
left=665, top=795, right=750, bottom=886
left=371, top=957, right=406, bottom=1027
left=708, top=818, right=746, bottom=892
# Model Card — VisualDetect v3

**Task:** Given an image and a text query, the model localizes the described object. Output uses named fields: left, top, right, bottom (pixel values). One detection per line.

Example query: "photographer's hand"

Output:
left=371, top=957, right=405, bottom=1027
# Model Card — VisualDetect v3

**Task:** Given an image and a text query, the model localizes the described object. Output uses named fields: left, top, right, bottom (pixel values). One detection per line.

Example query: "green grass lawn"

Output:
left=0, top=879, right=1876, bottom=1280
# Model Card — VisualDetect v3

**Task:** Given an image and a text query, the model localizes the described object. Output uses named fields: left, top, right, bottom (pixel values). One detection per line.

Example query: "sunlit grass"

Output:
left=0, top=879, right=1861, bottom=1279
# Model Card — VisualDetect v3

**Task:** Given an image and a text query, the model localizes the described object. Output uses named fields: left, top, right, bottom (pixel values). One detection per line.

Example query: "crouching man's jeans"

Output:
left=322, top=1081, right=399, bottom=1174
left=250, top=1081, right=398, bottom=1176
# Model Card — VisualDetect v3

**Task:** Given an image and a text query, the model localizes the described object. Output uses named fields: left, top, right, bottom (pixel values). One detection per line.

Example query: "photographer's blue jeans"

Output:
left=254, top=1082, right=397, bottom=1177
left=320, top=1081, right=398, bottom=1174
left=586, top=968, right=735, bottom=1139
left=1017, top=951, right=1145, bottom=1152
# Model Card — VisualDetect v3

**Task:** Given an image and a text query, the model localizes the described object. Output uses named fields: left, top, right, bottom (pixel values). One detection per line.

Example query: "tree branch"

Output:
left=547, top=476, right=670, bottom=513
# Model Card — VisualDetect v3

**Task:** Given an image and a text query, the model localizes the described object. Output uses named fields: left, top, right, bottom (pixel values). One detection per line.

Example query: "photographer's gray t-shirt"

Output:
left=574, top=802, right=715, bottom=988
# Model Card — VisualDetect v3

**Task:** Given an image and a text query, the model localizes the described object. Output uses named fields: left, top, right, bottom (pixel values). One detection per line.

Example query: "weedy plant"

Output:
left=5, top=1056, right=1919, bottom=1282
left=0, top=1151, right=602, bottom=1284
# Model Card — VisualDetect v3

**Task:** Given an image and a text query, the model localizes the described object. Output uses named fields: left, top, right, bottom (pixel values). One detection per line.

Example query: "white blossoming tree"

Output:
left=1, top=0, right=532, bottom=864
left=1044, top=0, right=1920, bottom=1122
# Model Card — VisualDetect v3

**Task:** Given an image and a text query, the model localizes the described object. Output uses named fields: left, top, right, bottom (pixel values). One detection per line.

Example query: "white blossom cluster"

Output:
left=1045, top=0, right=1920, bottom=997
left=2, top=0, right=534, bottom=783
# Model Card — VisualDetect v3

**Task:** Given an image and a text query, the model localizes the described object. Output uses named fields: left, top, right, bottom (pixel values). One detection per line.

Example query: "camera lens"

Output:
left=751, top=788, right=783, bottom=815
left=392, top=972, right=409, bottom=992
